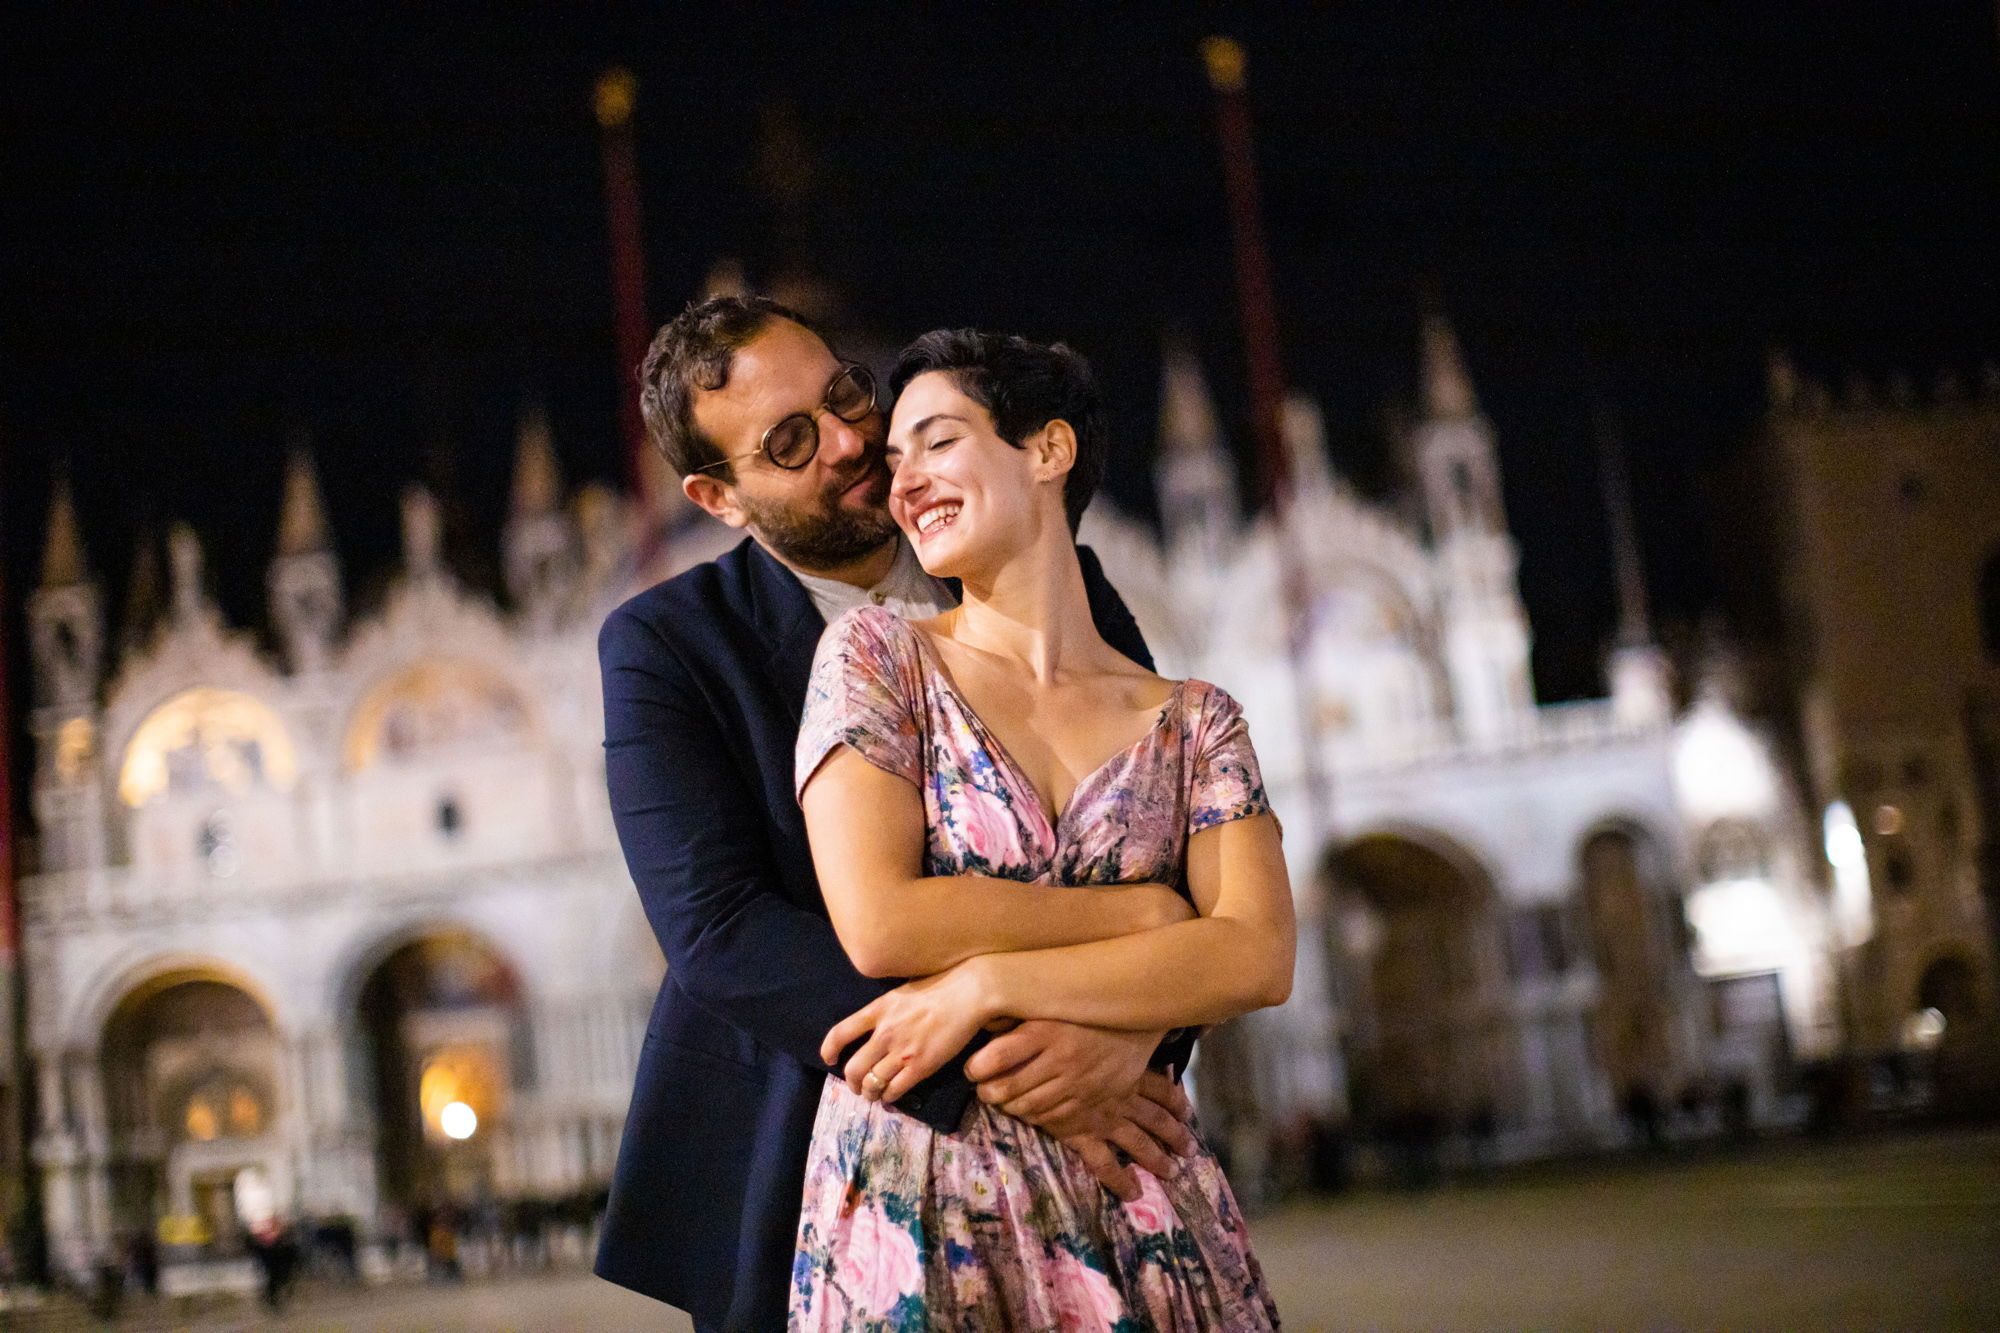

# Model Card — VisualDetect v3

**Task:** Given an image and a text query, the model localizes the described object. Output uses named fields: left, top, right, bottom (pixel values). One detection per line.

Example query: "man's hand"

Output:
left=966, top=1020, right=1160, bottom=1122
left=966, top=1021, right=1196, bottom=1200
left=1055, top=1074, right=1198, bottom=1201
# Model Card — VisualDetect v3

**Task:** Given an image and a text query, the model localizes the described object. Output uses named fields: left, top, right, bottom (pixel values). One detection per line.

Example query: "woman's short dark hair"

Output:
left=890, top=329, right=1106, bottom=534
left=638, top=294, right=822, bottom=480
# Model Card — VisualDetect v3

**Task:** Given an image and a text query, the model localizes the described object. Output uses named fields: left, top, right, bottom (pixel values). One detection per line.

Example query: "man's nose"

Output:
left=817, top=410, right=868, bottom=466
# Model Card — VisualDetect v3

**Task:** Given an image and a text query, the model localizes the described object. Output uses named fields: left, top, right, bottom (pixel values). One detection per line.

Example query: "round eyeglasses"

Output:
left=693, top=363, right=878, bottom=474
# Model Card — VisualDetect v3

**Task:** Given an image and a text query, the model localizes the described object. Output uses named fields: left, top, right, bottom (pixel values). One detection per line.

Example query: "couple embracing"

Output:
left=594, top=295, right=1292, bottom=1331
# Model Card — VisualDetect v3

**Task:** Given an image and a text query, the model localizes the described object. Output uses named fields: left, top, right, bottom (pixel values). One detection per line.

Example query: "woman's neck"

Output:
left=947, top=522, right=1096, bottom=683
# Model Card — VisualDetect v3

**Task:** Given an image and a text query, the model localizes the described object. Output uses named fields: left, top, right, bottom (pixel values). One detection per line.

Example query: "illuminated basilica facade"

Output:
left=26, top=314, right=1959, bottom=1273
left=21, top=417, right=734, bottom=1276
left=1080, top=317, right=1858, bottom=1174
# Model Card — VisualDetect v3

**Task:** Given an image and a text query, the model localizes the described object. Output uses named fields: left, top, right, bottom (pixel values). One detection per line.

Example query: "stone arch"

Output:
left=98, top=967, right=287, bottom=1250
left=337, top=922, right=534, bottom=1210
left=340, top=658, right=539, bottom=772
left=114, top=686, right=299, bottom=809
left=1323, top=826, right=1516, bottom=1138
left=1912, top=949, right=1996, bottom=1109
left=66, top=952, right=288, bottom=1054
left=327, top=916, right=541, bottom=1028
left=1304, top=565, right=1441, bottom=739
left=1576, top=817, right=1692, bottom=1113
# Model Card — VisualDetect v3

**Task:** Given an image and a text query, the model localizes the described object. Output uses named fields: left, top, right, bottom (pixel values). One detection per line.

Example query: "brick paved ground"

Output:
left=9, top=1125, right=1991, bottom=1330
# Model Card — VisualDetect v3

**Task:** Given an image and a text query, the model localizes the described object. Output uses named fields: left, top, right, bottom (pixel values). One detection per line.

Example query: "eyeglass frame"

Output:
left=688, top=362, right=879, bottom=476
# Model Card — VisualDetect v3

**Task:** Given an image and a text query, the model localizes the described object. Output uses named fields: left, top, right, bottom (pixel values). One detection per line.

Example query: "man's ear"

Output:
left=1031, top=419, right=1078, bottom=482
left=683, top=472, right=750, bottom=529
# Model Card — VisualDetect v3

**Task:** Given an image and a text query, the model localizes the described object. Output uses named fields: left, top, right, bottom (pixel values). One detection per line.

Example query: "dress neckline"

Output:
left=902, top=618, right=1188, bottom=834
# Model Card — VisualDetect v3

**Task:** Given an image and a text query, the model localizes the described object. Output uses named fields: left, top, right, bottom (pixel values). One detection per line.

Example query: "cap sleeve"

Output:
left=796, top=606, right=924, bottom=799
left=1187, top=684, right=1271, bottom=834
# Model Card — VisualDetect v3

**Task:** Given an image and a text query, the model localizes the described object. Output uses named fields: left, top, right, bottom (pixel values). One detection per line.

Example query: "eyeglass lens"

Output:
left=764, top=365, right=876, bottom=468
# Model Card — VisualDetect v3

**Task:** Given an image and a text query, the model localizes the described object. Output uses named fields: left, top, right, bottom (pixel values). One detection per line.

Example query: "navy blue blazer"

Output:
left=594, top=536, right=1162, bottom=1330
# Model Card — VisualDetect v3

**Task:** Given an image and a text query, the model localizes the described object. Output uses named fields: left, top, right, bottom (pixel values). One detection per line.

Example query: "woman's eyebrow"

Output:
left=904, top=413, right=970, bottom=437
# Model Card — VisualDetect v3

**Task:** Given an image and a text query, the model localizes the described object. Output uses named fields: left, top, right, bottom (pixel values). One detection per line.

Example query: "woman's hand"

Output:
left=819, top=960, right=997, bottom=1106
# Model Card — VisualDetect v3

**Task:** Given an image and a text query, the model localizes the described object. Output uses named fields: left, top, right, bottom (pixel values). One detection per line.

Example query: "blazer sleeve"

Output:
left=598, top=604, right=977, bottom=1129
left=1077, top=543, right=1155, bottom=673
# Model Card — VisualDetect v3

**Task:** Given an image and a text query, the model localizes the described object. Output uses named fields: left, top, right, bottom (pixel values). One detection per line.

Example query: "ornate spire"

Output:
left=1420, top=306, right=1478, bottom=421
left=1156, top=337, right=1239, bottom=562
left=703, top=258, right=749, bottom=301
left=167, top=522, right=207, bottom=623
left=1159, top=338, right=1225, bottom=458
left=276, top=448, right=331, bottom=556
left=40, top=476, right=86, bottom=589
left=401, top=486, right=442, bottom=577
left=511, top=401, right=562, bottom=518
left=121, top=528, right=164, bottom=653
left=1280, top=391, right=1335, bottom=500
left=1595, top=403, right=1652, bottom=647
left=1766, top=348, right=1800, bottom=411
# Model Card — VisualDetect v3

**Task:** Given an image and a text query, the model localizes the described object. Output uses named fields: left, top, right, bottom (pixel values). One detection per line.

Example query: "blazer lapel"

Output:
left=744, top=540, right=828, bottom=710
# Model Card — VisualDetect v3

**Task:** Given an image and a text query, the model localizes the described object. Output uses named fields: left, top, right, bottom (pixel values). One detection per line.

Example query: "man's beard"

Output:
left=739, top=462, right=899, bottom=570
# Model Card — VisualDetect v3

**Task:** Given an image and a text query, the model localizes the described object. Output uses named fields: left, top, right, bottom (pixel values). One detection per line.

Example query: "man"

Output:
left=594, top=296, right=1198, bottom=1331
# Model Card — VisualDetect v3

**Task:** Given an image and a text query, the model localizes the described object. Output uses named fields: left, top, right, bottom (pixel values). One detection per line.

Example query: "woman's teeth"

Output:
left=916, top=503, right=960, bottom=536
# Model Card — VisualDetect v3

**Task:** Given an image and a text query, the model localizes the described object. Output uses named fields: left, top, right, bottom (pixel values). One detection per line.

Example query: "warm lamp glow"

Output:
left=418, top=1046, right=502, bottom=1141
left=440, top=1101, right=478, bottom=1140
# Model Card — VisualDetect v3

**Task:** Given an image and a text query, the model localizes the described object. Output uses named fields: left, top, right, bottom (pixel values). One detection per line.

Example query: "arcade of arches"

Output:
left=71, top=928, right=538, bottom=1260
left=1327, top=825, right=1700, bottom=1148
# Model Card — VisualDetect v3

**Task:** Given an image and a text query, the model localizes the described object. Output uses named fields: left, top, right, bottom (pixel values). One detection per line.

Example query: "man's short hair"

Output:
left=637, top=295, right=824, bottom=480
left=889, top=329, right=1106, bottom=534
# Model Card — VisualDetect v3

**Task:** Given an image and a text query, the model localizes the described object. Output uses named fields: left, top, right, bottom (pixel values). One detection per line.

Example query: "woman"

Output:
left=791, top=329, right=1292, bottom=1330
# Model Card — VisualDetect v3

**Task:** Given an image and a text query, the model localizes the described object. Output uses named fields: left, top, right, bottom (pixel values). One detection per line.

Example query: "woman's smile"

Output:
left=909, top=499, right=963, bottom=541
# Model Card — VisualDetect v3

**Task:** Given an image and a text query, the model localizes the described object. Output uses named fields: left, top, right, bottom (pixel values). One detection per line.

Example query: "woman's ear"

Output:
left=1031, top=419, right=1078, bottom=482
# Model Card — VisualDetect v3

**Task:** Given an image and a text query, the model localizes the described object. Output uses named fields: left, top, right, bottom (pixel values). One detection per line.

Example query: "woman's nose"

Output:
left=890, top=455, right=927, bottom=502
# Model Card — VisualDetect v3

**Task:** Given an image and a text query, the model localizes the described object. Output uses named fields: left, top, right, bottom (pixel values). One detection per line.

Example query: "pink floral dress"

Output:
left=789, top=605, right=1280, bottom=1332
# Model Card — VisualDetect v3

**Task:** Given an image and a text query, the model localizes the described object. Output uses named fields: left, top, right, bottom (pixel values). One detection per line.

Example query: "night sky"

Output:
left=4, top=3, right=1997, bottom=759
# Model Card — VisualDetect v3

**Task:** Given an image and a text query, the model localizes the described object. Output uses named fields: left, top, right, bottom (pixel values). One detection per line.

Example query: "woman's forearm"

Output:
left=837, top=876, right=1191, bottom=979
left=966, top=914, right=1293, bottom=1030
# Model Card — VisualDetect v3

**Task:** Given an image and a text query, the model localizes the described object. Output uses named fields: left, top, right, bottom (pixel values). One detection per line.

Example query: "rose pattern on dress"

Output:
left=791, top=606, right=1281, bottom=1331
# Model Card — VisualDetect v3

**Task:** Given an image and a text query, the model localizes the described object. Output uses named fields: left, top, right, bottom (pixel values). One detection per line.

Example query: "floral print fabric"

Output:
left=789, top=605, right=1280, bottom=1331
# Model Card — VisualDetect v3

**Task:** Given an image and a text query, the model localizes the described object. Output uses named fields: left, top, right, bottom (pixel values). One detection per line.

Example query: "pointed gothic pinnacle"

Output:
left=1420, top=307, right=1478, bottom=420
left=703, top=258, right=749, bottom=301
left=122, top=529, right=164, bottom=648
left=167, top=522, right=206, bottom=622
left=39, top=476, right=87, bottom=589
left=1281, top=391, right=1333, bottom=494
left=401, top=486, right=442, bottom=575
left=511, top=403, right=563, bottom=518
left=277, top=449, right=331, bottom=556
left=1766, top=349, right=1799, bottom=410
left=1158, top=339, right=1224, bottom=457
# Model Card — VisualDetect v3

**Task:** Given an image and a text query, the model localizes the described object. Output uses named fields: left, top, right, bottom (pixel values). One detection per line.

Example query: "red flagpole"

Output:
left=1203, top=37, right=1291, bottom=511
left=1203, top=36, right=1330, bottom=843
left=596, top=68, right=654, bottom=510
